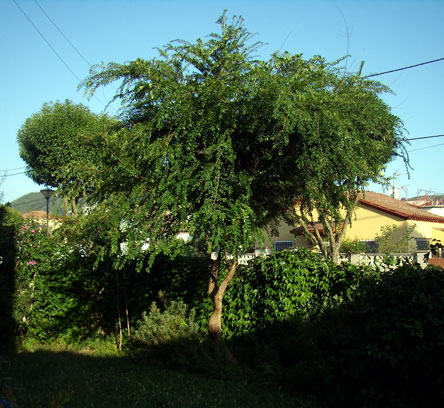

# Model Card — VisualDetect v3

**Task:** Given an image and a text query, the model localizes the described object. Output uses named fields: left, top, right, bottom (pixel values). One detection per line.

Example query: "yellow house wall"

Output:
left=261, top=202, right=444, bottom=250
left=344, top=203, right=408, bottom=241
left=407, top=219, right=444, bottom=242
left=261, top=219, right=296, bottom=249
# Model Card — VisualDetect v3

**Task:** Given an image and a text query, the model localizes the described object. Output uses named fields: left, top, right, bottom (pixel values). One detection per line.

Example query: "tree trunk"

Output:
left=115, top=270, right=122, bottom=350
left=331, top=244, right=340, bottom=264
left=63, top=196, right=69, bottom=215
left=207, top=251, right=237, bottom=365
left=208, top=293, right=223, bottom=345
left=71, top=198, right=78, bottom=217
left=124, top=286, right=131, bottom=339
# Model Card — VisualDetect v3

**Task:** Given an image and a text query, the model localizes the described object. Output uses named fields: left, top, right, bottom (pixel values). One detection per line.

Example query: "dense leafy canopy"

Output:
left=79, top=14, right=405, bottom=264
left=17, top=100, right=118, bottom=202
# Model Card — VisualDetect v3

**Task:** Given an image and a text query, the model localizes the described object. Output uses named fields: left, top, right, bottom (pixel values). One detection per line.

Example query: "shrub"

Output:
left=339, top=237, right=367, bottom=253
left=13, top=218, right=123, bottom=343
left=11, top=212, right=208, bottom=346
left=221, top=248, right=376, bottom=338
left=130, top=300, right=224, bottom=374
left=0, top=206, right=20, bottom=352
left=249, top=262, right=444, bottom=407
left=133, top=300, right=201, bottom=347
left=320, top=263, right=444, bottom=407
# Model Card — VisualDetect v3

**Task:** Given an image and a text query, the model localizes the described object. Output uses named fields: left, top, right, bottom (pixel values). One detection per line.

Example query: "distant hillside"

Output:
left=10, top=192, right=66, bottom=215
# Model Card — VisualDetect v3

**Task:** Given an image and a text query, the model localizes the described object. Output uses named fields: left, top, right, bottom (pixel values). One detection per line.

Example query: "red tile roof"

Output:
left=359, top=191, right=444, bottom=223
left=22, top=211, right=59, bottom=221
left=22, top=211, right=48, bottom=220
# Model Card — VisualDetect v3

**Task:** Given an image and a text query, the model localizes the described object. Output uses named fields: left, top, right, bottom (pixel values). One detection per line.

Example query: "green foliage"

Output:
left=131, top=300, right=231, bottom=377
left=15, top=12, right=407, bottom=352
left=317, top=263, right=444, bottom=407
left=17, top=100, right=117, bottom=209
left=221, top=248, right=376, bottom=338
left=12, top=211, right=209, bottom=345
left=0, top=206, right=20, bottom=352
left=227, top=261, right=444, bottom=407
left=133, top=301, right=201, bottom=346
left=77, top=12, right=405, bottom=266
left=14, top=220, right=81, bottom=341
left=376, top=223, right=416, bottom=253
left=13, top=218, right=123, bottom=342
left=339, top=237, right=367, bottom=253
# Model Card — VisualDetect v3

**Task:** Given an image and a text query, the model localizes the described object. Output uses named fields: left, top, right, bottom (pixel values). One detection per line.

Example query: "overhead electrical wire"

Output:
left=12, top=0, right=81, bottom=82
left=406, top=134, right=444, bottom=141
left=1, top=171, right=27, bottom=177
left=12, top=0, right=106, bottom=107
left=365, top=57, right=444, bottom=78
left=32, top=0, right=92, bottom=67
left=408, top=142, right=444, bottom=153
left=0, top=166, right=26, bottom=172
left=9, top=0, right=444, bottom=159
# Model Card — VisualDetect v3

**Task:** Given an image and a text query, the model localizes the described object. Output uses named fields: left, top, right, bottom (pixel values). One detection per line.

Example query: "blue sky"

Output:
left=1, top=0, right=443, bottom=202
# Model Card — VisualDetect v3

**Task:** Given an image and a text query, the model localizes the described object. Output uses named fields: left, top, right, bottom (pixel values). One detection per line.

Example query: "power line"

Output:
left=12, top=0, right=81, bottom=82
left=408, top=142, right=444, bottom=153
left=406, top=134, right=444, bottom=141
left=13, top=0, right=107, bottom=108
left=365, top=57, right=444, bottom=78
left=0, top=166, right=27, bottom=172
left=32, top=0, right=92, bottom=67
left=1, top=171, right=27, bottom=177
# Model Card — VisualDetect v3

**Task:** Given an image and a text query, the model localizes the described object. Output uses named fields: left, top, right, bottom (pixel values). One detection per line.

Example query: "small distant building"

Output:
left=22, top=211, right=49, bottom=221
left=22, top=211, right=61, bottom=230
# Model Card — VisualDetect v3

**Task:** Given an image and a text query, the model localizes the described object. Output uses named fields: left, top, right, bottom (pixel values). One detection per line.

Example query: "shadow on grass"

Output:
left=0, top=346, right=315, bottom=408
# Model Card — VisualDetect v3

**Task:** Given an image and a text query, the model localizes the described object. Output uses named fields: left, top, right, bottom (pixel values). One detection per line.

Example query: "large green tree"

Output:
left=17, top=100, right=118, bottom=214
left=281, top=61, right=407, bottom=262
left=77, top=13, right=404, bottom=356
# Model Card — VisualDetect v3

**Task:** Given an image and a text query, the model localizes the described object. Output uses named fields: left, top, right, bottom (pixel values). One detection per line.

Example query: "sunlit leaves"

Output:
left=77, top=12, right=405, bottom=269
left=17, top=100, right=118, bottom=206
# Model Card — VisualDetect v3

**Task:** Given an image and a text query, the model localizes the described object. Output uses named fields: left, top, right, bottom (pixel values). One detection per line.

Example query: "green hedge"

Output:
left=221, top=248, right=376, bottom=338
left=0, top=206, right=20, bottom=352
left=227, top=257, right=444, bottom=407
left=319, top=263, right=444, bottom=407
left=12, top=217, right=209, bottom=344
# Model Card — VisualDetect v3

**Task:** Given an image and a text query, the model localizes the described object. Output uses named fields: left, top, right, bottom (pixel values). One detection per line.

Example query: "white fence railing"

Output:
left=238, top=249, right=430, bottom=269
left=338, top=251, right=429, bottom=271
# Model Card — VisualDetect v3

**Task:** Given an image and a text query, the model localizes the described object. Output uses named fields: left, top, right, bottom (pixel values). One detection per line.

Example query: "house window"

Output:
left=359, top=239, right=379, bottom=253
left=415, top=238, right=430, bottom=251
left=274, top=241, right=294, bottom=252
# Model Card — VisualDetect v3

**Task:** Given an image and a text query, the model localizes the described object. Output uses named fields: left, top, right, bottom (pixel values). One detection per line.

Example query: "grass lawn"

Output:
left=1, top=343, right=318, bottom=408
